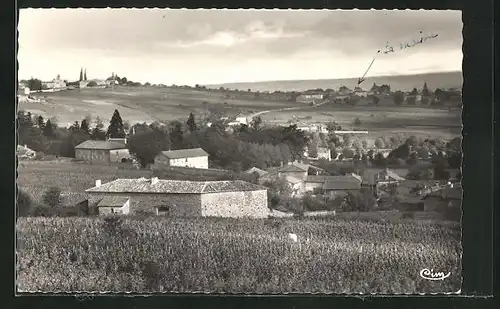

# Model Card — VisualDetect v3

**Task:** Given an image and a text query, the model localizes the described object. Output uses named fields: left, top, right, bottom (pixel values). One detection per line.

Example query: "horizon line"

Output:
left=203, top=69, right=462, bottom=87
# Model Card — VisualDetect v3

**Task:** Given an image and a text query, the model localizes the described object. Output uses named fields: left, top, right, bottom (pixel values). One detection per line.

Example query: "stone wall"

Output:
left=200, top=190, right=269, bottom=218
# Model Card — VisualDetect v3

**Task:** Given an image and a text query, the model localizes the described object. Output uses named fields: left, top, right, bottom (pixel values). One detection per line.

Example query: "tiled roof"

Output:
left=244, top=167, right=269, bottom=177
left=97, top=196, right=130, bottom=207
left=323, top=180, right=361, bottom=190
left=86, top=178, right=267, bottom=194
left=278, top=161, right=309, bottom=173
left=306, top=175, right=361, bottom=183
left=75, top=140, right=127, bottom=150
left=158, top=148, right=208, bottom=159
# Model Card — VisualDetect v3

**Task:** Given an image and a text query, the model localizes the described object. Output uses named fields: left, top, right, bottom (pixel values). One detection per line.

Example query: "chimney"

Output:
left=151, top=177, right=158, bottom=185
left=95, top=179, right=101, bottom=187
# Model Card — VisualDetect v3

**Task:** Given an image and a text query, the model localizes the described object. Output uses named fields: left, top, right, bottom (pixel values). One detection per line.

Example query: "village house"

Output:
left=154, top=148, right=209, bottom=169
left=361, top=168, right=408, bottom=195
left=42, top=74, right=67, bottom=91
left=85, top=178, right=269, bottom=218
left=244, top=167, right=269, bottom=179
left=304, top=175, right=362, bottom=196
left=421, top=182, right=462, bottom=212
left=17, top=145, right=36, bottom=160
left=296, top=93, right=324, bottom=103
left=74, top=139, right=131, bottom=165
left=278, top=161, right=310, bottom=181
left=353, top=87, right=368, bottom=97
left=304, top=146, right=332, bottom=161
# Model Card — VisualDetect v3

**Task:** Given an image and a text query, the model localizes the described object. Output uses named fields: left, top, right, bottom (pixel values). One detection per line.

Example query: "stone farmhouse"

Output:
left=86, top=177, right=269, bottom=218
left=74, top=139, right=131, bottom=165
left=154, top=148, right=209, bottom=169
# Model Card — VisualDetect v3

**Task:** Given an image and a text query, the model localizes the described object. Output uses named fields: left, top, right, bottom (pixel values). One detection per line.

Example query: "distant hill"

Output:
left=205, top=71, right=462, bottom=93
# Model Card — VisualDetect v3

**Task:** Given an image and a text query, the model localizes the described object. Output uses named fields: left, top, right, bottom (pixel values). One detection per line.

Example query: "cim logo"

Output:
left=419, top=268, right=451, bottom=281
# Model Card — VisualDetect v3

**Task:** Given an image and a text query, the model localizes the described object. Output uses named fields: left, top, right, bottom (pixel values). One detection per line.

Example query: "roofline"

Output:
left=86, top=188, right=268, bottom=194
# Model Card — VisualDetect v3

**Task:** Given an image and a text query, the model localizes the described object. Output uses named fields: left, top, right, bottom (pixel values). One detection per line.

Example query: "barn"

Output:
left=85, top=177, right=270, bottom=218
left=74, top=140, right=131, bottom=165
left=154, top=148, right=209, bottom=169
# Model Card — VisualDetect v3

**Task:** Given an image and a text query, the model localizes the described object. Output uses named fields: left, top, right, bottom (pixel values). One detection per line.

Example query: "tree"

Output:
left=422, top=82, right=430, bottom=96
left=80, top=118, right=90, bottom=135
left=374, top=137, right=385, bottom=149
left=35, top=115, right=45, bottom=130
left=187, top=113, right=198, bottom=132
left=84, top=69, right=87, bottom=81
left=69, top=121, right=80, bottom=132
left=17, top=111, right=47, bottom=151
left=392, top=91, right=405, bottom=106
left=106, top=109, right=126, bottom=138
left=250, top=116, right=262, bottom=131
left=43, top=119, right=55, bottom=138
left=91, top=117, right=106, bottom=140
left=79, top=68, right=83, bottom=81
left=17, top=189, right=33, bottom=218
left=169, top=121, right=184, bottom=150
left=42, top=186, right=62, bottom=208
left=27, top=78, right=42, bottom=91
left=128, top=129, right=171, bottom=167
left=59, top=130, right=90, bottom=157
left=342, top=147, right=354, bottom=159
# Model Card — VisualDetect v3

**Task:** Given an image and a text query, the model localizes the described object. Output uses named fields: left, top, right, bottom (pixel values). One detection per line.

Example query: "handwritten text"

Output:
left=381, top=31, right=439, bottom=54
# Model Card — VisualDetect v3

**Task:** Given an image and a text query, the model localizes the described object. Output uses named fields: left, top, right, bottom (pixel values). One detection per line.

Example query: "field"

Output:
left=19, top=85, right=461, bottom=141
left=20, top=86, right=298, bottom=126
left=16, top=216, right=461, bottom=293
left=17, top=160, right=244, bottom=205
left=263, top=104, right=462, bottom=142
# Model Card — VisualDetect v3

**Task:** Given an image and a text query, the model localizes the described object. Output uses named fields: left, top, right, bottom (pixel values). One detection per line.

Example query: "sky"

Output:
left=18, top=9, right=463, bottom=86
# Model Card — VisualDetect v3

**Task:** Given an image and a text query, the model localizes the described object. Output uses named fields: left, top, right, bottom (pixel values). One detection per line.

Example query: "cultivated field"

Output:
left=19, top=86, right=298, bottom=126
left=263, top=104, right=462, bottom=141
left=16, top=216, right=461, bottom=293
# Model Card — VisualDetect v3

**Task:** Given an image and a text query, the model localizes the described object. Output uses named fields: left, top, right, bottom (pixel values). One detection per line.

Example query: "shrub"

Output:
left=17, top=189, right=33, bottom=218
left=353, top=117, right=362, bottom=126
left=30, top=204, right=53, bottom=217
left=374, top=138, right=385, bottom=149
left=42, top=186, right=62, bottom=207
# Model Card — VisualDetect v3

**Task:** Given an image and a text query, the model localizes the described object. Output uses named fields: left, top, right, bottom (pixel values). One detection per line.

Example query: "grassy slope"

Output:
left=16, top=216, right=461, bottom=293
left=19, top=86, right=298, bottom=126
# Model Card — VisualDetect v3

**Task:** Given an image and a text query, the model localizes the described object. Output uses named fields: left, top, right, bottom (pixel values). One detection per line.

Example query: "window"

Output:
left=156, top=206, right=170, bottom=215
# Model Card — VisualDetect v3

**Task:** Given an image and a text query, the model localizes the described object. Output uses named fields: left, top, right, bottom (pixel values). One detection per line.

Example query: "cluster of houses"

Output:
left=243, top=160, right=461, bottom=213
left=20, top=134, right=461, bottom=218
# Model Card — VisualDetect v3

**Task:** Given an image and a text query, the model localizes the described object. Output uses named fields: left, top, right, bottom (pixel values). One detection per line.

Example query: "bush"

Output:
left=17, top=189, right=33, bottom=218
left=42, top=186, right=62, bottom=207
left=353, top=117, right=362, bottom=126
left=374, top=138, right=385, bottom=149
left=30, top=204, right=53, bottom=217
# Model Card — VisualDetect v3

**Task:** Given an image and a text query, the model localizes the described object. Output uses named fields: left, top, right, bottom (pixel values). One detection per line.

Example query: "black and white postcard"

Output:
left=16, top=9, right=463, bottom=294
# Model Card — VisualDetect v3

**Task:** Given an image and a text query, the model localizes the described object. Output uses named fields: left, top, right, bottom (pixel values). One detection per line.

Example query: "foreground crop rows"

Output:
left=16, top=216, right=461, bottom=293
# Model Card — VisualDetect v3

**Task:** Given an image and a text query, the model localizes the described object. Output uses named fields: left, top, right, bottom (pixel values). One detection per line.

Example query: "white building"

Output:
left=154, top=148, right=209, bottom=169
